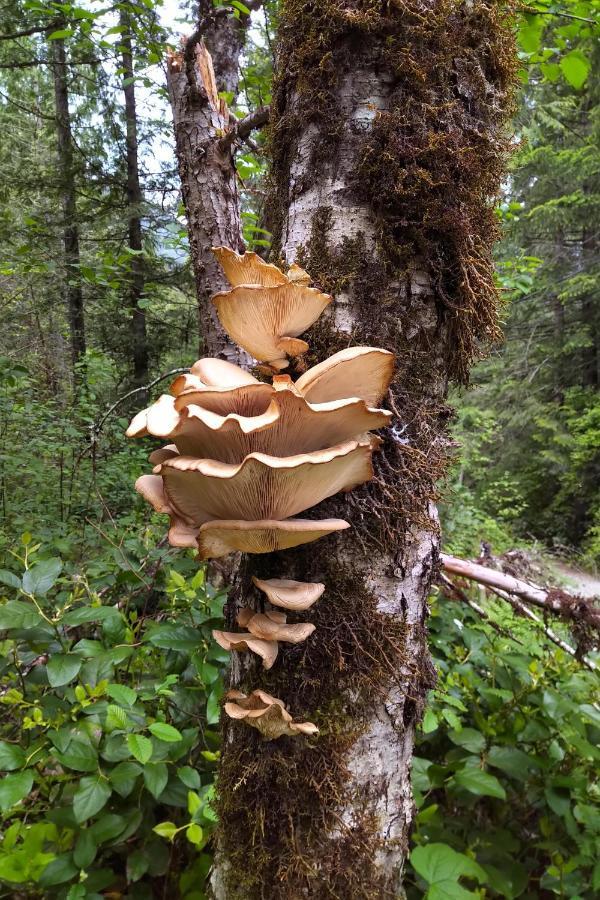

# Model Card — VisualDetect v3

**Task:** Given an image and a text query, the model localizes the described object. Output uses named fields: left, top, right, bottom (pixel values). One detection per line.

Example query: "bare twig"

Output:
left=220, top=104, right=270, bottom=150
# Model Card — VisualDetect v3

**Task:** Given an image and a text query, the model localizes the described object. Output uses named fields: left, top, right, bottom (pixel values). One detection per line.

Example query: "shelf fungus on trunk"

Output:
left=252, top=577, right=325, bottom=611
left=127, top=248, right=396, bottom=741
left=223, top=690, right=318, bottom=741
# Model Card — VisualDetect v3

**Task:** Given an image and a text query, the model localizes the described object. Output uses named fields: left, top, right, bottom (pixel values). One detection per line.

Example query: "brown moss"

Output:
left=216, top=565, right=423, bottom=899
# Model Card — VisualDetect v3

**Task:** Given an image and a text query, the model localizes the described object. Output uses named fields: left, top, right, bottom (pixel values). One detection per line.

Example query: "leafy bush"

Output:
left=406, top=588, right=600, bottom=899
left=0, top=529, right=225, bottom=898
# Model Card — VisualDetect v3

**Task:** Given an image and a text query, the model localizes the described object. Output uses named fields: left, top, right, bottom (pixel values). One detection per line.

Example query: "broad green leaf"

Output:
left=0, top=600, right=43, bottom=630
left=73, top=829, right=97, bottom=868
left=106, top=683, right=137, bottom=707
left=54, top=739, right=98, bottom=772
left=177, top=765, right=201, bottom=789
left=127, top=848, right=149, bottom=883
left=518, top=15, right=544, bottom=54
left=109, top=761, right=141, bottom=798
left=0, top=740, right=26, bottom=771
left=127, top=733, right=153, bottom=764
left=0, top=569, right=21, bottom=589
left=448, top=728, right=485, bottom=754
left=454, top=768, right=506, bottom=800
left=73, top=776, right=112, bottom=823
left=0, top=770, right=33, bottom=810
left=38, top=854, right=78, bottom=887
left=146, top=625, right=202, bottom=651
left=143, top=761, right=168, bottom=799
left=487, top=746, right=538, bottom=781
left=47, top=29, right=74, bottom=40
left=410, top=843, right=487, bottom=898
left=149, top=722, right=182, bottom=743
left=62, top=606, right=118, bottom=626
left=47, top=654, right=82, bottom=688
left=22, top=558, right=62, bottom=595
left=186, top=823, right=204, bottom=845
left=560, top=50, right=590, bottom=90
left=153, top=821, right=178, bottom=840
left=105, top=704, right=129, bottom=731
left=422, top=709, right=438, bottom=734
left=206, top=686, right=223, bottom=725
left=90, top=813, right=127, bottom=843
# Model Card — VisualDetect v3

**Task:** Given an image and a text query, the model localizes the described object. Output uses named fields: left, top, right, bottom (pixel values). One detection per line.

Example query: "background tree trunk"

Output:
left=120, top=3, right=148, bottom=386
left=166, top=3, right=253, bottom=361
left=50, top=29, right=85, bottom=380
left=211, top=2, right=516, bottom=898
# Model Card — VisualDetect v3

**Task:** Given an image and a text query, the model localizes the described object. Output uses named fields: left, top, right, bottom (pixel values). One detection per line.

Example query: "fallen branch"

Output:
left=440, top=553, right=600, bottom=634
left=439, top=573, right=523, bottom=645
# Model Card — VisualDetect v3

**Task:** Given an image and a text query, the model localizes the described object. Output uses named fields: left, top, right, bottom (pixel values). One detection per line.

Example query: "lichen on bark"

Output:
left=211, top=2, right=518, bottom=897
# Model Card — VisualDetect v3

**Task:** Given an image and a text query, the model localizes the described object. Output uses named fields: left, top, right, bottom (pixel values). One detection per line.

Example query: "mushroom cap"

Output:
left=237, top=607, right=287, bottom=627
left=223, top=689, right=318, bottom=740
left=251, top=577, right=325, bottom=610
left=132, top=385, right=391, bottom=463
left=212, top=247, right=289, bottom=288
left=196, top=518, right=350, bottom=558
left=295, top=347, right=395, bottom=406
left=212, top=630, right=278, bottom=669
left=211, top=282, right=332, bottom=365
left=243, top=613, right=315, bottom=644
left=190, top=357, right=260, bottom=388
left=174, top=382, right=275, bottom=417
left=154, top=439, right=376, bottom=525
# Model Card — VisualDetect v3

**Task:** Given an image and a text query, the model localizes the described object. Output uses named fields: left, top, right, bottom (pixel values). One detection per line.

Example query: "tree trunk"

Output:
left=166, top=3, right=252, bottom=360
left=211, top=3, right=516, bottom=898
left=50, top=30, right=86, bottom=379
left=120, top=3, right=148, bottom=386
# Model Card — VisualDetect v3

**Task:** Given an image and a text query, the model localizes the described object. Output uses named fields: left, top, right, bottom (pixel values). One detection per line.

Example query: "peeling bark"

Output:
left=166, top=5, right=253, bottom=360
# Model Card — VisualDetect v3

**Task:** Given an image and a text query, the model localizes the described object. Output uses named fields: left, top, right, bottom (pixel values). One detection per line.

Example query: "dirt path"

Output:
left=551, top=561, right=600, bottom=599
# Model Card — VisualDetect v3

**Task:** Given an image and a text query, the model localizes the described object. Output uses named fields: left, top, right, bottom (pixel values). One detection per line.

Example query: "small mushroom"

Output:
left=212, top=631, right=278, bottom=670
left=237, top=608, right=315, bottom=644
left=224, top=689, right=318, bottom=740
left=295, top=347, right=395, bottom=406
left=252, top=577, right=325, bottom=611
left=153, top=439, right=377, bottom=526
left=196, top=518, right=350, bottom=558
left=212, top=247, right=289, bottom=287
left=211, top=282, right=332, bottom=370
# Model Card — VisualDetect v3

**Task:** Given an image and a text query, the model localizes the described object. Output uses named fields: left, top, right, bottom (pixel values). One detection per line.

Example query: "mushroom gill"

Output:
left=252, top=577, right=325, bottom=611
left=224, top=689, right=318, bottom=741
left=128, top=383, right=391, bottom=463
left=153, top=439, right=377, bottom=526
left=212, top=631, right=278, bottom=670
left=211, top=282, right=332, bottom=370
left=196, top=518, right=350, bottom=559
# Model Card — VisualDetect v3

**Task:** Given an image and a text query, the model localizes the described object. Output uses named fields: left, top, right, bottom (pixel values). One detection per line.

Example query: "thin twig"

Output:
left=91, top=367, right=187, bottom=438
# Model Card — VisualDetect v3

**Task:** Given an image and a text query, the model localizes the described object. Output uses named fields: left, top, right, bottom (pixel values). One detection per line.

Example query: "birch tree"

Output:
left=168, top=2, right=517, bottom=896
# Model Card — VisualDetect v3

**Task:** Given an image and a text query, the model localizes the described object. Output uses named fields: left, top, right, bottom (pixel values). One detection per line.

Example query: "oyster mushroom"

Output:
left=170, top=357, right=259, bottom=396
left=212, top=631, right=278, bottom=670
left=153, top=439, right=376, bottom=526
left=224, top=689, right=318, bottom=740
left=129, top=384, right=391, bottom=463
left=252, top=577, right=325, bottom=611
left=237, top=608, right=315, bottom=644
left=211, top=282, right=332, bottom=370
left=196, top=518, right=350, bottom=558
left=295, top=347, right=395, bottom=406
left=212, top=247, right=289, bottom=287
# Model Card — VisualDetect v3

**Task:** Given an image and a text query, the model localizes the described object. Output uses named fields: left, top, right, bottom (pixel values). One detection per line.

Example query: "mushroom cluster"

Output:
left=127, top=248, right=394, bottom=739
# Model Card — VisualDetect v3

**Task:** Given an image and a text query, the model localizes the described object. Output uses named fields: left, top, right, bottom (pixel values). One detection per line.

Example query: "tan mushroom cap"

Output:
left=190, top=357, right=259, bottom=388
left=134, top=474, right=198, bottom=549
left=155, top=439, right=376, bottom=525
left=132, top=384, right=391, bottom=463
left=148, top=444, right=178, bottom=465
left=196, top=518, right=350, bottom=558
left=174, top=382, right=275, bottom=417
left=223, top=689, right=318, bottom=740
left=238, top=610, right=315, bottom=644
left=212, top=247, right=289, bottom=288
left=252, top=577, right=325, bottom=610
left=212, top=630, right=278, bottom=669
left=211, top=282, right=332, bottom=367
left=295, top=347, right=395, bottom=406
left=237, top=607, right=287, bottom=627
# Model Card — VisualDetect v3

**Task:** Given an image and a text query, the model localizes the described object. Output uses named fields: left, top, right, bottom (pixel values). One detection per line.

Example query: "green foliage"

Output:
left=406, top=590, right=600, bottom=899
left=0, top=529, right=225, bottom=897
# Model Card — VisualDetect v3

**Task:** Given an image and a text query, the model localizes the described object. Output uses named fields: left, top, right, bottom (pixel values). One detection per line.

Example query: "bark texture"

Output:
left=120, top=4, right=148, bottom=385
left=51, top=30, right=85, bottom=376
left=212, top=3, right=517, bottom=898
left=166, top=3, right=252, bottom=360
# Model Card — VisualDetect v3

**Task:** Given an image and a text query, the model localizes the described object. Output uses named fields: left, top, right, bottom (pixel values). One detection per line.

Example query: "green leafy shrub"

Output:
left=406, top=588, right=600, bottom=899
left=0, top=530, right=225, bottom=898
